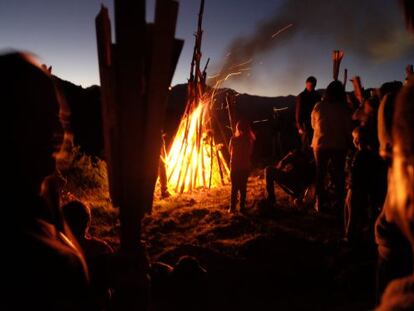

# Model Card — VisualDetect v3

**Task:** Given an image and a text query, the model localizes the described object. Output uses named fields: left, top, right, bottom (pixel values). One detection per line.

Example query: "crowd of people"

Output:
left=228, top=67, right=414, bottom=309
left=1, top=13, right=414, bottom=309
left=1, top=52, right=210, bottom=311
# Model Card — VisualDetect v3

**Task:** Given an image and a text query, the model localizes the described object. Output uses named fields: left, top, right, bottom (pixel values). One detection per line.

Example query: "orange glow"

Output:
left=162, top=57, right=254, bottom=195
left=164, top=95, right=230, bottom=194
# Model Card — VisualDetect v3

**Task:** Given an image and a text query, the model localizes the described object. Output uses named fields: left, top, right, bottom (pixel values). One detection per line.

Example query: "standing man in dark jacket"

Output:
left=296, top=76, right=321, bottom=150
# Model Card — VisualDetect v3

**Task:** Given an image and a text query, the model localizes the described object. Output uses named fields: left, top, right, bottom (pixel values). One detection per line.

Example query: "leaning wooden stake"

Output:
left=332, top=50, right=344, bottom=81
left=401, top=0, right=414, bottom=32
left=352, top=76, right=364, bottom=106
left=406, top=64, right=414, bottom=78
left=96, top=1, right=183, bottom=309
left=343, top=68, right=348, bottom=89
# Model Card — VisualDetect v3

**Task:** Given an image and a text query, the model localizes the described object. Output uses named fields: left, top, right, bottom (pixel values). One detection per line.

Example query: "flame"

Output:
left=164, top=96, right=230, bottom=194
left=162, top=58, right=255, bottom=195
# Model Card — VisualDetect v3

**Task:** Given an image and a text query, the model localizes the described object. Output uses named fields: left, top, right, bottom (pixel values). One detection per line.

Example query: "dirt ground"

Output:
left=87, top=172, right=378, bottom=310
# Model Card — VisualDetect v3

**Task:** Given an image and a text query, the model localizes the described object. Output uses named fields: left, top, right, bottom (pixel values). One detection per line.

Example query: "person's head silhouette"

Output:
left=63, top=200, right=91, bottom=240
left=0, top=52, right=66, bottom=224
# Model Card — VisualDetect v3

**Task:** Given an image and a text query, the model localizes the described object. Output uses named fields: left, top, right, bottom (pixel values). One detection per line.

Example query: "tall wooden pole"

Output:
left=332, top=50, right=344, bottom=81
left=96, top=1, right=183, bottom=309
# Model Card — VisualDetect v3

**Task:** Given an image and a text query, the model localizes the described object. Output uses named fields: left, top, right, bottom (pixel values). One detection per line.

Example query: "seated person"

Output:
left=265, top=149, right=315, bottom=205
left=1, top=52, right=91, bottom=310
left=170, top=256, right=208, bottom=311
left=63, top=200, right=114, bottom=310
left=150, top=262, right=174, bottom=311
left=149, top=257, right=208, bottom=311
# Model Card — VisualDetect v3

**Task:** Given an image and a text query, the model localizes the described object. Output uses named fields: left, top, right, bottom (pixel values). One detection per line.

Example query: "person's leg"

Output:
left=314, top=149, right=329, bottom=212
left=239, top=170, right=249, bottom=211
left=331, top=150, right=347, bottom=221
left=159, top=158, right=170, bottom=198
left=229, top=171, right=239, bottom=212
left=345, top=187, right=368, bottom=243
left=265, top=166, right=277, bottom=203
left=302, top=124, right=313, bottom=151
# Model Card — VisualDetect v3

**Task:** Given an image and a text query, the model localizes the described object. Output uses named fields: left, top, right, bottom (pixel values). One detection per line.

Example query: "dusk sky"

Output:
left=1, top=0, right=413, bottom=96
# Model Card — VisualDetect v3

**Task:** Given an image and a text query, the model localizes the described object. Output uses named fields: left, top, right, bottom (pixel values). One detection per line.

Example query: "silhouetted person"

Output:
left=170, top=256, right=208, bottom=311
left=375, top=81, right=409, bottom=303
left=376, top=76, right=414, bottom=310
left=150, top=262, right=174, bottom=311
left=311, top=80, right=353, bottom=215
left=0, top=52, right=91, bottom=310
left=352, top=94, right=380, bottom=151
left=377, top=81, right=403, bottom=162
left=344, top=127, right=387, bottom=244
left=229, top=120, right=255, bottom=213
left=265, top=149, right=314, bottom=205
left=296, top=76, right=321, bottom=150
left=63, top=200, right=114, bottom=310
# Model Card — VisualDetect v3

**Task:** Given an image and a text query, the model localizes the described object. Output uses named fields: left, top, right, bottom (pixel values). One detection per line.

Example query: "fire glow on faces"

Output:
left=389, top=147, right=414, bottom=243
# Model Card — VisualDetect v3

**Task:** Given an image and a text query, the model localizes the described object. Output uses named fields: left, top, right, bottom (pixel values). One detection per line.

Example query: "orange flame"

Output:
left=164, top=96, right=230, bottom=194
left=163, top=96, right=230, bottom=193
left=162, top=58, right=255, bottom=195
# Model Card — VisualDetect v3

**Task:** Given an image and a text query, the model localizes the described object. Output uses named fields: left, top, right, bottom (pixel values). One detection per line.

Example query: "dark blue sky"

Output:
left=0, top=0, right=412, bottom=96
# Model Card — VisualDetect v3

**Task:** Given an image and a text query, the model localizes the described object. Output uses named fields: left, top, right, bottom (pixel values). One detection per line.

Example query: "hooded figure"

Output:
left=229, top=120, right=255, bottom=213
left=0, top=53, right=91, bottom=310
left=376, top=77, right=414, bottom=310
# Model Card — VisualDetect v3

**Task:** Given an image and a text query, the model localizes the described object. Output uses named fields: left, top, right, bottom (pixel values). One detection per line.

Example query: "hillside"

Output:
left=77, top=171, right=376, bottom=310
left=57, top=79, right=377, bottom=310
left=57, top=80, right=300, bottom=165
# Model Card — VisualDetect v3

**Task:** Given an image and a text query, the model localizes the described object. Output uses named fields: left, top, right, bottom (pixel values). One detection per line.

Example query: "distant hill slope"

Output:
left=57, top=80, right=300, bottom=165
left=56, top=78, right=103, bottom=157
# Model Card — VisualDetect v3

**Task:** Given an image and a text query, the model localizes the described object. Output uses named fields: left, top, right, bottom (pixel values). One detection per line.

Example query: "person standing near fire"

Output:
left=229, top=120, right=255, bottom=213
left=311, top=80, right=353, bottom=215
left=296, top=76, right=321, bottom=150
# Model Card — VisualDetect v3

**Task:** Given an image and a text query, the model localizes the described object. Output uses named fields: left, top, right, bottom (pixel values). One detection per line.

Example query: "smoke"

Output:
left=209, top=0, right=414, bottom=87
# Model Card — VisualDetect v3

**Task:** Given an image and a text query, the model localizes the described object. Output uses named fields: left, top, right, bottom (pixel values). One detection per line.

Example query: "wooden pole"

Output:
left=96, top=0, right=183, bottom=309
left=401, top=0, right=414, bottom=32
left=332, top=50, right=344, bottom=81
left=352, top=76, right=364, bottom=106
left=343, top=68, right=348, bottom=90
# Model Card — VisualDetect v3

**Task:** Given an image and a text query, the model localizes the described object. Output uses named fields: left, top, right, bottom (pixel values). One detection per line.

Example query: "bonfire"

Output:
left=164, top=91, right=230, bottom=194
left=163, top=0, right=230, bottom=194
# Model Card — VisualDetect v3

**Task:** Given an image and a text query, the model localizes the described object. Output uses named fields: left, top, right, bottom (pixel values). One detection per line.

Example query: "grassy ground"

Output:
left=145, top=175, right=377, bottom=310
left=62, top=153, right=377, bottom=310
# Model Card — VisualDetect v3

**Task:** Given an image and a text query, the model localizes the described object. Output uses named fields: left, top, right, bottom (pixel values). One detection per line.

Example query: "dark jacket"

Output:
left=295, top=89, right=321, bottom=129
left=311, top=100, right=353, bottom=150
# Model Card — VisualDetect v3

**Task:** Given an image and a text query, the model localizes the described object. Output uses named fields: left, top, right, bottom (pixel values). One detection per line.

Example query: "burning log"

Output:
left=332, top=50, right=344, bottom=81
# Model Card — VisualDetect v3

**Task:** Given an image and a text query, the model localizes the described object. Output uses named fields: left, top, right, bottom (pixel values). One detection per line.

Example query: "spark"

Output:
left=271, top=23, right=293, bottom=38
